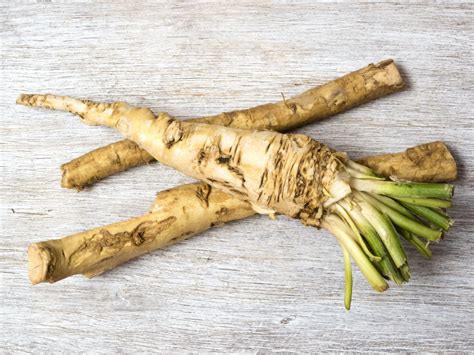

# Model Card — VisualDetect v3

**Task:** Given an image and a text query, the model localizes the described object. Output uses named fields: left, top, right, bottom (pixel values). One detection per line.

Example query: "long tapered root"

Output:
left=28, top=145, right=455, bottom=285
left=17, top=94, right=90, bottom=116
left=21, top=90, right=456, bottom=294
left=18, top=62, right=457, bottom=306
left=17, top=93, right=156, bottom=128
left=21, top=59, right=406, bottom=190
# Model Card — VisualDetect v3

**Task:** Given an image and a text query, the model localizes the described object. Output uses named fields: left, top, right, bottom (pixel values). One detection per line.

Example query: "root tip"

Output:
left=16, top=94, right=29, bottom=105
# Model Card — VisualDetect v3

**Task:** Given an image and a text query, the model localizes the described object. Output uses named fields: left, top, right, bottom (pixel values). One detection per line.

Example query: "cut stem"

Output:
left=368, top=193, right=414, bottom=218
left=399, top=229, right=432, bottom=259
left=338, top=199, right=405, bottom=284
left=322, top=214, right=388, bottom=293
left=400, top=202, right=453, bottom=231
left=334, top=204, right=381, bottom=262
left=350, top=194, right=408, bottom=268
left=351, top=178, right=454, bottom=200
left=359, top=192, right=443, bottom=241
left=393, top=197, right=452, bottom=209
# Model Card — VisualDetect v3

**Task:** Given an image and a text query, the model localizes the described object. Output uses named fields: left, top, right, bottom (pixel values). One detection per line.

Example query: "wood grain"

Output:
left=1, top=1, right=473, bottom=353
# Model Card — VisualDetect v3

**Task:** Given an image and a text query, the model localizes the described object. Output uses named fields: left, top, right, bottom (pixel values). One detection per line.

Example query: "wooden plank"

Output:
left=1, top=1, right=473, bottom=352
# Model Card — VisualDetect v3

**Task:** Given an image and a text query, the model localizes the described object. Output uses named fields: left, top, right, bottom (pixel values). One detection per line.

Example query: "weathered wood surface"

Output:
left=1, top=1, right=473, bottom=353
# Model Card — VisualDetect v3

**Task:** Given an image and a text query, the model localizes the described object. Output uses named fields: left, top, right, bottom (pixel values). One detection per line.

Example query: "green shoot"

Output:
left=342, top=245, right=353, bottom=310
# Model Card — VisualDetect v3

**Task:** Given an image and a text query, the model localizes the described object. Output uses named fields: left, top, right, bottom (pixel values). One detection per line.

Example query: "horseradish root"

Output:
left=28, top=183, right=253, bottom=284
left=59, top=59, right=405, bottom=189
left=27, top=143, right=455, bottom=286
left=16, top=96, right=349, bottom=224
left=63, top=140, right=456, bottom=191
left=19, top=94, right=455, bottom=307
left=357, top=141, right=457, bottom=182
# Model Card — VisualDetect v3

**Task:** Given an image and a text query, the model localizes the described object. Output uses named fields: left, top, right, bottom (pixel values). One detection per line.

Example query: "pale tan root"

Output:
left=57, top=59, right=404, bottom=189
left=28, top=183, right=253, bottom=284
left=354, top=142, right=455, bottom=181
left=357, top=141, right=457, bottom=182
left=115, top=109, right=348, bottom=225
left=60, top=140, right=154, bottom=189
left=27, top=142, right=454, bottom=284
left=17, top=93, right=348, bottom=225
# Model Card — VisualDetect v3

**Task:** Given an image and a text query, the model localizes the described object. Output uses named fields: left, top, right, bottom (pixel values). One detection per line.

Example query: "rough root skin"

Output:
left=18, top=63, right=457, bottom=291
left=20, top=92, right=342, bottom=223
left=27, top=183, right=254, bottom=284
left=357, top=141, right=457, bottom=182
left=61, top=140, right=154, bottom=189
left=27, top=145, right=455, bottom=284
left=56, top=59, right=405, bottom=189
left=114, top=111, right=346, bottom=226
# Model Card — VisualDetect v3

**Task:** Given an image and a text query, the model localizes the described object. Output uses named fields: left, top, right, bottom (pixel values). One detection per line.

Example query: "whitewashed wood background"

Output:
left=1, top=1, right=473, bottom=353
